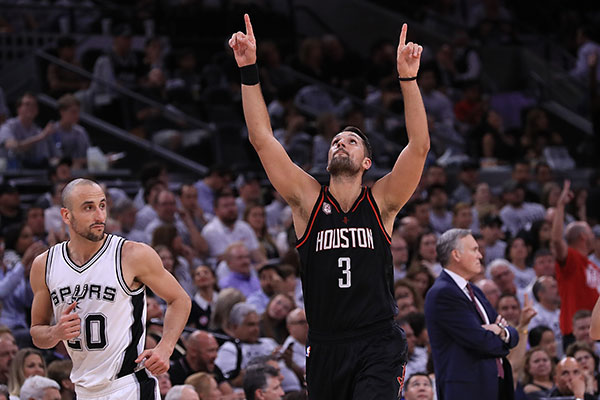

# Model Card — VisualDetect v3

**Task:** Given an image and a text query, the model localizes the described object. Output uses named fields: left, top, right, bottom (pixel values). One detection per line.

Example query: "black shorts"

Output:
left=306, top=320, right=408, bottom=400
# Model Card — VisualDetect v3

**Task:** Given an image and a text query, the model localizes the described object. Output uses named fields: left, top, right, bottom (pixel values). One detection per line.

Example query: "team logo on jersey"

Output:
left=322, top=202, right=331, bottom=215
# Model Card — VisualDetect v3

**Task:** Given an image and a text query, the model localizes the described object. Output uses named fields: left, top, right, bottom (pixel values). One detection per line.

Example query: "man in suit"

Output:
left=425, top=229, right=519, bottom=400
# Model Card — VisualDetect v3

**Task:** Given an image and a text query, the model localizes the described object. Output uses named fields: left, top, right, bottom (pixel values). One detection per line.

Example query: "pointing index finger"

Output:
left=244, top=14, right=254, bottom=38
left=64, top=301, right=77, bottom=314
left=399, top=23, right=407, bottom=47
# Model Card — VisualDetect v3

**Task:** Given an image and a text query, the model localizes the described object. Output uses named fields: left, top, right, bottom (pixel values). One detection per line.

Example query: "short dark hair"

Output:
left=243, top=364, right=279, bottom=400
left=566, top=341, right=599, bottom=370
left=405, top=372, right=432, bottom=389
left=528, top=325, right=552, bottom=347
left=573, top=309, right=592, bottom=324
left=16, top=92, right=37, bottom=108
left=213, top=190, right=236, bottom=209
left=340, top=126, right=372, bottom=159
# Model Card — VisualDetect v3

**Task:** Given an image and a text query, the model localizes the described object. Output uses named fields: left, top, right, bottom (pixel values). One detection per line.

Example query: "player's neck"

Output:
left=67, top=234, right=106, bottom=265
left=328, top=176, right=363, bottom=212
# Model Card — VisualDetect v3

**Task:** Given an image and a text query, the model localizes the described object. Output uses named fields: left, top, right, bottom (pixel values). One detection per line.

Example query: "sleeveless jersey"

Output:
left=45, top=234, right=147, bottom=389
left=296, top=186, right=397, bottom=335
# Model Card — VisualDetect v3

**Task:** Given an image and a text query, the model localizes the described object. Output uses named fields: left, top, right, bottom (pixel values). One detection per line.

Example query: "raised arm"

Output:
left=230, top=15, right=320, bottom=224
left=125, top=242, right=191, bottom=375
left=372, top=24, right=430, bottom=231
left=551, top=180, right=572, bottom=264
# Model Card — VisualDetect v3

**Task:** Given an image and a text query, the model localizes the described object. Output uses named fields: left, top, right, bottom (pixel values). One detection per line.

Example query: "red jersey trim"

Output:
left=296, top=192, right=325, bottom=249
left=366, top=190, right=391, bottom=244
left=350, top=188, right=367, bottom=213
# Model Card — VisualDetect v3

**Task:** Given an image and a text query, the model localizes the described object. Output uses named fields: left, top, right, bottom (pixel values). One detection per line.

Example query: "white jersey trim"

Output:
left=61, top=235, right=114, bottom=273
left=114, top=238, right=145, bottom=297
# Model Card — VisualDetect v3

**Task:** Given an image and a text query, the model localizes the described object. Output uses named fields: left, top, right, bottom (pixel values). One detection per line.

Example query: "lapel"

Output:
left=440, top=270, right=490, bottom=323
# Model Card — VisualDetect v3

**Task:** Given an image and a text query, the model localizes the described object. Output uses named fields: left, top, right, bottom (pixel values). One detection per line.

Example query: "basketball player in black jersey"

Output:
left=229, top=15, right=429, bottom=399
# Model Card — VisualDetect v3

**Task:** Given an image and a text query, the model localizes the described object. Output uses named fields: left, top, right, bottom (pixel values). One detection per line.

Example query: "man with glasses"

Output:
left=282, top=309, right=308, bottom=387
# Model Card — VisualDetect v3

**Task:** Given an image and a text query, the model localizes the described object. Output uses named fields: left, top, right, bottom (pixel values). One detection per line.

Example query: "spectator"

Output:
left=215, top=303, right=280, bottom=388
left=46, top=36, right=88, bottom=98
left=246, top=353, right=300, bottom=394
left=217, top=243, right=261, bottom=298
left=428, top=185, right=453, bottom=235
left=399, top=318, right=427, bottom=382
left=202, top=193, right=264, bottom=264
left=145, top=190, right=206, bottom=256
left=511, top=160, right=539, bottom=203
left=521, top=347, right=553, bottom=398
left=391, top=233, right=410, bottom=281
left=189, top=265, right=218, bottom=330
left=8, top=348, right=46, bottom=398
left=243, top=364, right=284, bottom=400
left=259, top=294, right=295, bottom=345
left=178, top=184, right=207, bottom=232
left=451, top=161, right=479, bottom=205
left=24, top=206, right=47, bottom=245
left=408, top=199, right=432, bottom=233
left=46, top=360, right=73, bottom=400
left=0, top=184, right=23, bottom=228
left=488, top=258, right=526, bottom=304
left=496, top=294, right=521, bottom=328
left=134, top=178, right=167, bottom=233
left=153, top=242, right=194, bottom=297
left=409, top=232, right=442, bottom=277
left=164, top=384, right=200, bottom=400
left=528, top=220, right=552, bottom=257
left=236, top=173, right=263, bottom=220
left=548, top=357, right=594, bottom=400
left=566, top=342, right=600, bottom=397
left=244, top=203, right=280, bottom=261
left=528, top=326, right=558, bottom=362
left=169, top=330, right=234, bottom=395
left=109, top=198, right=146, bottom=242
left=157, top=373, right=172, bottom=399
left=311, top=113, right=340, bottom=173
left=0, top=93, right=57, bottom=169
left=572, top=311, right=597, bottom=353
left=570, top=25, right=600, bottom=84
left=480, top=215, right=507, bottom=266
left=18, top=376, right=60, bottom=400
left=281, top=308, right=307, bottom=387
left=473, top=182, right=498, bottom=224
left=399, top=216, right=423, bottom=252
left=194, top=165, right=231, bottom=219
left=247, top=263, right=282, bottom=315
left=452, top=202, right=475, bottom=232
left=184, top=372, right=223, bottom=400
left=403, top=373, right=434, bottom=400
left=53, top=94, right=91, bottom=169
left=506, top=236, right=536, bottom=290
left=0, top=338, right=17, bottom=386
left=209, top=288, right=245, bottom=341
left=590, top=226, right=600, bottom=267
left=529, top=276, right=562, bottom=356
left=406, top=264, right=435, bottom=301
left=500, top=181, right=545, bottom=237
left=475, top=278, right=502, bottom=309
left=394, top=279, right=422, bottom=314
left=551, top=180, right=599, bottom=339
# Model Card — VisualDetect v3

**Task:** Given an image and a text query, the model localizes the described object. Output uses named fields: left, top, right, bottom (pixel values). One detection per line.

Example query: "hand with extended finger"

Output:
left=54, top=301, right=80, bottom=341
left=229, top=14, right=256, bottom=67
left=396, top=23, right=423, bottom=79
left=135, top=345, right=171, bottom=376
left=557, top=179, right=574, bottom=207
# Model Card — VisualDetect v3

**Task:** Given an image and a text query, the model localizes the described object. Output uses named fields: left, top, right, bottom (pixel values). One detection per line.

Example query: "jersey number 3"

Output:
left=67, top=313, right=108, bottom=351
left=338, top=257, right=351, bottom=288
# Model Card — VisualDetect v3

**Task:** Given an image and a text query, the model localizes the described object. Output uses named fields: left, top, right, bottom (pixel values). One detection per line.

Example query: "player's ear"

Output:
left=60, top=207, right=70, bottom=224
left=362, top=157, right=372, bottom=170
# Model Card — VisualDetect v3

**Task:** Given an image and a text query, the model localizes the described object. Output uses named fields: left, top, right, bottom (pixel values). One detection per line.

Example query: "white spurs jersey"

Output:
left=45, top=234, right=147, bottom=389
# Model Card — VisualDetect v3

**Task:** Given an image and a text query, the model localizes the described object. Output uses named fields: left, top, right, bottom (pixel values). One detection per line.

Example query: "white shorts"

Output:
left=75, top=370, right=159, bottom=400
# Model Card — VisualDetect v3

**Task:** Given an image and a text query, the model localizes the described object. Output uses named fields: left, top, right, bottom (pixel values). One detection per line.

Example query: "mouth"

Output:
left=91, top=224, right=105, bottom=229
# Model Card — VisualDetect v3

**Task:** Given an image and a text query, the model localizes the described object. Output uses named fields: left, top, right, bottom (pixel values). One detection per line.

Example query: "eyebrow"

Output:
left=81, top=198, right=106, bottom=206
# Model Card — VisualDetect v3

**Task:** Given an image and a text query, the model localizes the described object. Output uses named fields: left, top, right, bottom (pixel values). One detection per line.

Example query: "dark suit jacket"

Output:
left=425, top=270, right=519, bottom=400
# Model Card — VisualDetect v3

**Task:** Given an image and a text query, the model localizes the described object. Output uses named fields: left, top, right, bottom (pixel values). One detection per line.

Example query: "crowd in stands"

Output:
left=0, top=1, right=599, bottom=399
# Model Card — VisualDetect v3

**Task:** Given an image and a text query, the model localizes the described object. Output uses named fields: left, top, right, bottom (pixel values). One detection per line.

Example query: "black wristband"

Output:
left=398, top=76, right=417, bottom=81
left=240, top=63, right=260, bottom=86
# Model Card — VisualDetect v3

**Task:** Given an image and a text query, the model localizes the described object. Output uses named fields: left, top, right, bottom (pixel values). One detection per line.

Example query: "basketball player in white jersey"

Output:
left=29, top=178, right=191, bottom=399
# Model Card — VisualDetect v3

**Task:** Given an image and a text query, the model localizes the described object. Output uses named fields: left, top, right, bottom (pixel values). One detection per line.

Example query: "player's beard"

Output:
left=70, top=215, right=105, bottom=242
left=327, top=154, right=361, bottom=177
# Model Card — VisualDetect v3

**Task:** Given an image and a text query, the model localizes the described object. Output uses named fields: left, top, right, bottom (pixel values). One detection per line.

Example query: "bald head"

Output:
left=565, top=221, right=592, bottom=246
left=61, top=178, right=102, bottom=210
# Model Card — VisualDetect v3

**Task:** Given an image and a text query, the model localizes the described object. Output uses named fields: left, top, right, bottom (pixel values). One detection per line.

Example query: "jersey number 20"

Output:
left=338, top=257, right=351, bottom=288
left=67, top=313, right=108, bottom=351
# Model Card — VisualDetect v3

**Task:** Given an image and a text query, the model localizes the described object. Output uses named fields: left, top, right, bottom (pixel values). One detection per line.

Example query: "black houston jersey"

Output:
left=296, top=186, right=397, bottom=334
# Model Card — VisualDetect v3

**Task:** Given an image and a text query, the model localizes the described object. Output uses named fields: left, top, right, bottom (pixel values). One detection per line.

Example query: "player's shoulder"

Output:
left=32, top=249, right=51, bottom=270
left=122, top=240, right=155, bottom=258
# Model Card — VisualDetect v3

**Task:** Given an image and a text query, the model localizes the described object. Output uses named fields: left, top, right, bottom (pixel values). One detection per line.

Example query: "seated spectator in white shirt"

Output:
left=500, top=181, right=545, bottom=237
left=235, top=172, right=263, bottom=220
left=480, top=215, right=507, bottom=266
left=529, top=276, right=563, bottom=357
left=109, top=198, right=147, bottom=242
left=202, top=192, right=265, bottom=264
left=134, top=178, right=167, bottom=233
left=0, top=92, right=58, bottom=168
left=428, top=184, right=453, bottom=235
left=54, top=94, right=91, bottom=169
